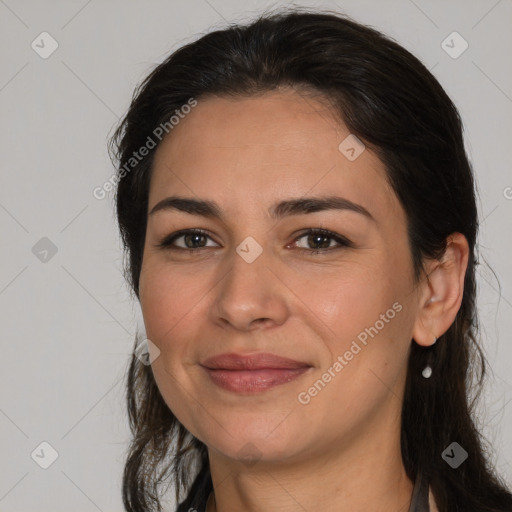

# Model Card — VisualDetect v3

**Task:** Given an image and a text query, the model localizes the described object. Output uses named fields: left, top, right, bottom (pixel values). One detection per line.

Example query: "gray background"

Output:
left=0, top=0, right=511, bottom=510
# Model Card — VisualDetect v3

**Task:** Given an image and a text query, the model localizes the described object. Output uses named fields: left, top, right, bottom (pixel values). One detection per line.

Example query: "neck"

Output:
left=206, top=410, right=414, bottom=512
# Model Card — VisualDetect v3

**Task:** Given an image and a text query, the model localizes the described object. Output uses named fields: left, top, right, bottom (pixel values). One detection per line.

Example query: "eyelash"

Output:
left=155, top=228, right=353, bottom=256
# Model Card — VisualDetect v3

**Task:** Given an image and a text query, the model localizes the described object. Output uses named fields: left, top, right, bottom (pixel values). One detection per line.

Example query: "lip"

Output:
left=202, top=352, right=311, bottom=370
left=200, top=352, right=312, bottom=394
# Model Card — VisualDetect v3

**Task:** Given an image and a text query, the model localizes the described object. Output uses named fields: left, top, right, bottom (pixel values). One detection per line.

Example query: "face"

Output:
left=139, top=87, right=423, bottom=465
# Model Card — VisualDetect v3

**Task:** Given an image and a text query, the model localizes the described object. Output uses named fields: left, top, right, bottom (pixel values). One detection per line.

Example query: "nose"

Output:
left=209, top=247, right=289, bottom=332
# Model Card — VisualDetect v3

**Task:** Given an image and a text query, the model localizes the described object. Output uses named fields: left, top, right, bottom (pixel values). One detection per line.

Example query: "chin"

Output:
left=199, top=416, right=310, bottom=464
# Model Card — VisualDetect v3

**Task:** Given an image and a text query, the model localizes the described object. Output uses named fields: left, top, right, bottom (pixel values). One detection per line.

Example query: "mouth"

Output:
left=200, top=352, right=313, bottom=394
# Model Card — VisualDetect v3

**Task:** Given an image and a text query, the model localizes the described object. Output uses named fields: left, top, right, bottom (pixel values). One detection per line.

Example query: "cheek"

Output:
left=300, top=266, right=409, bottom=383
left=139, top=261, right=200, bottom=345
left=298, top=265, right=394, bottom=340
left=298, top=278, right=409, bottom=428
left=139, top=263, right=205, bottom=431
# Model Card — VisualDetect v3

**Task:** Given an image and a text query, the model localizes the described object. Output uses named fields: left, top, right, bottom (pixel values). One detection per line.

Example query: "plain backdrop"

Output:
left=0, top=0, right=511, bottom=510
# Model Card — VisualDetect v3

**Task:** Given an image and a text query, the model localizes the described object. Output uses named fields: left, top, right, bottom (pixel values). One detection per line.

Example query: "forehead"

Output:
left=149, top=88, right=400, bottom=224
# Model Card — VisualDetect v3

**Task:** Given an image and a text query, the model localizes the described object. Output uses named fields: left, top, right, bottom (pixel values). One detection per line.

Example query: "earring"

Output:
left=421, top=336, right=437, bottom=379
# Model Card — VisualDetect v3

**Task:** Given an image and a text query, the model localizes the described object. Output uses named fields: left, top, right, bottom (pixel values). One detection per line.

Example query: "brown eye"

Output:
left=293, top=229, right=352, bottom=255
left=156, top=229, right=218, bottom=250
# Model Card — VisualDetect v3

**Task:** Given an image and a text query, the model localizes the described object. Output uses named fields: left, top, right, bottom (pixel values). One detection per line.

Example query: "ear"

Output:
left=412, top=233, right=470, bottom=347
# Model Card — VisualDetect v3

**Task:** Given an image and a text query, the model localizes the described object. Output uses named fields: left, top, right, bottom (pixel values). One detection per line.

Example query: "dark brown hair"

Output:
left=109, top=7, right=512, bottom=512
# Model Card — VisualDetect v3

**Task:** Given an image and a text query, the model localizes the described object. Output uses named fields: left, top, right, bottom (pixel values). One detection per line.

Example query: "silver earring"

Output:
left=422, top=336, right=437, bottom=378
left=422, top=365, right=432, bottom=378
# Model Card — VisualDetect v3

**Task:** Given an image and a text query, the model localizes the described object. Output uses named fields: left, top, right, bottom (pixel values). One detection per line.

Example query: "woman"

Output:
left=109, top=8, right=512, bottom=512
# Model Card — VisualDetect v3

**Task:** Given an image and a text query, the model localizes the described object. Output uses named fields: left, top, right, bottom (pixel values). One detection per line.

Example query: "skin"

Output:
left=138, top=87, right=469, bottom=512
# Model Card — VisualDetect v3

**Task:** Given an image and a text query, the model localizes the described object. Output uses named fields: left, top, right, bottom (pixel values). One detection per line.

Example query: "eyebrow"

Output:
left=149, top=195, right=375, bottom=222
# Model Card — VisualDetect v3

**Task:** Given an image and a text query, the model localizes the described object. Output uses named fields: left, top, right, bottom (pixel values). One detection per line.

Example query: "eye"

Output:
left=291, top=228, right=353, bottom=255
left=155, top=228, right=352, bottom=255
left=155, top=229, right=218, bottom=251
